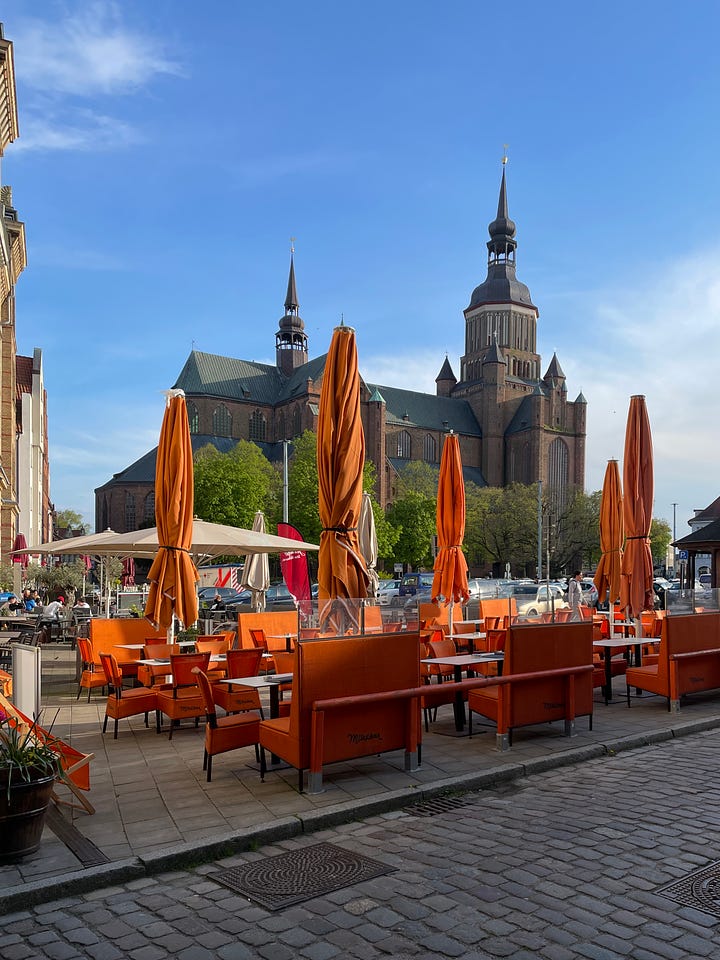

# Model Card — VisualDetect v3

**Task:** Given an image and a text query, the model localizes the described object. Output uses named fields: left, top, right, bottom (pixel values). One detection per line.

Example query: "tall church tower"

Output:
left=459, top=160, right=540, bottom=385
left=275, top=250, right=308, bottom=376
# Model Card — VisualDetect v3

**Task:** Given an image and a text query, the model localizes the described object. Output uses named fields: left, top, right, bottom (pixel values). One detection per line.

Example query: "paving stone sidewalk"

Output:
left=2, top=728, right=720, bottom=959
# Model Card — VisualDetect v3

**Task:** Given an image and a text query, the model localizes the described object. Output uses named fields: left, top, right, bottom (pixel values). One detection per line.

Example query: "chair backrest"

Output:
left=249, top=628, right=268, bottom=651
left=225, top=648, right=263, bottom=679
left=193, top=668, right=217, bottom=723
left=144, top=642, right=181, bottom=659
left=479, top=597, right=517, bottom=621
left=99, top=651, right=123, bottom=688
left=427, top=635, right=457, bottom=660
left=196, top=638, right=230, bottom=656
left=77, top=637, right=94, bottom=667
left=237, top=611, right=297, bottom=649
left=272, top=651, right=295, bottom=675
left=170, top=652, right=210, bottom=690
left=89, top=618, right=165, bottom=649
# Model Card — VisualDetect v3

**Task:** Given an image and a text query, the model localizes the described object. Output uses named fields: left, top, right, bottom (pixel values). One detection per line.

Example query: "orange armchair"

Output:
left=212, top=649, right=265, bottom=718
left=156, top=653, right=211, bottom=739
left=99, top=652, right=159, bottom=739
left=194, top=668, right=260, bottom=781
left=76, top=637, right=107, bottom=702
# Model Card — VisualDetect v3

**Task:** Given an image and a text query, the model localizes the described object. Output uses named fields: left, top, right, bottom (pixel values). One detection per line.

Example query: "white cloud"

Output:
left=14, top=2, right=181, bottom=97
left=13, top=109, right=141, bottom=152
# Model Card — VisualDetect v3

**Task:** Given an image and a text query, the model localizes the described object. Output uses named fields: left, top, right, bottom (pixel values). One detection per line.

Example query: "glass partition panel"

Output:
left=297, top=597, right=416, bottom=639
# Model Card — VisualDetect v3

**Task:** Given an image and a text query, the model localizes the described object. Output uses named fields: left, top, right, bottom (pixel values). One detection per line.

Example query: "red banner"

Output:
left=278, top=523, right=312, bottom=613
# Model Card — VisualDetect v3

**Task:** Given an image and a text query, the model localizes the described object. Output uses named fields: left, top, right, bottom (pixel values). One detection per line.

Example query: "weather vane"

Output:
left=290, top=236, right=296, bottom=255
left=502, top=144, right=508, bottom=165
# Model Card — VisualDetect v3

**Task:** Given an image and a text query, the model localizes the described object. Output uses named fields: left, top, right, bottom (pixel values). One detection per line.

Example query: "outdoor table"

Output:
left=421, top=653, right=504, bottom=731
left=451, top=631, right=487, bottom=654
left=267, top=633, right=297, bottom=652
left=592, top=637, right=658, bottom=703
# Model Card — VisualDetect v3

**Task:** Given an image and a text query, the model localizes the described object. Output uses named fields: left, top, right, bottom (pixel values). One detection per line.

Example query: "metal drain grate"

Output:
left=211, top=842, right=394, bottom=911
left=45, top=806, right=110, bottom=867
left=407, top=795, right=477, bottom=817
left=659, top=861, right=720, bottom=919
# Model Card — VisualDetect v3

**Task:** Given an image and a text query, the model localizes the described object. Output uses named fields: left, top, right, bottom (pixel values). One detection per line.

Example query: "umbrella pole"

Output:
left=448, top=600, right=454, bottom=639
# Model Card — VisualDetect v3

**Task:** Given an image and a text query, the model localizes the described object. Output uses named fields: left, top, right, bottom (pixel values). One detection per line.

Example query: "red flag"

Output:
left=278, top=523, right=312, bottom=614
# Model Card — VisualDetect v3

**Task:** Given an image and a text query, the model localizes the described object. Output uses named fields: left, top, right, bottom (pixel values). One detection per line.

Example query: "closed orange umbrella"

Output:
left=594, top=459, right=624, bottom=606
left=144, top=390, right=199, bottom=631
left=431, top=432, right=469, bottom=621
left=619, top=395, right=654, bottom=618
left=317, top=324, right=368, bottom=604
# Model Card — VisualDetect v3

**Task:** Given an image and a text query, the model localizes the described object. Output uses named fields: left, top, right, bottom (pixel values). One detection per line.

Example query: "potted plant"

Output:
left=0, top=705, right=62, bottom=862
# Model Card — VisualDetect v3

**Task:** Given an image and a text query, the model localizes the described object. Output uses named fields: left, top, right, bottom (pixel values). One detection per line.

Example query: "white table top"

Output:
left=217, top=673, right=293, bottom=688
left=422, top=653, right=504, bottom=667
left=592, top=638, right=658, bottom=648
left=452, top=631, right=487, bottom=640
left=137, top=654, right=226, bottom=665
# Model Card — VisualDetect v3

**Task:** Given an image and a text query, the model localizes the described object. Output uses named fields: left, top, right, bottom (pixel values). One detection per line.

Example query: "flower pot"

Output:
left=0, top=770, right=55, bottom=862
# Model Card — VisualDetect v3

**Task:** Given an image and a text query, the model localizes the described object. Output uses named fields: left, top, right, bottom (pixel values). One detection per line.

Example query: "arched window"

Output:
left=249, top=409, right=267, bottom=441
left=423, top=434, right=437, bottom=463
left=277, top=411, right=286, bottom=440
left=212, top=404, right=232, bottom=436
left=186, top=400, right=199, bottom=434
left=144, top=491, right=155, bottom=524
left=548, top=438, right=569, bottom=511
left=293, top=407, right=302, bottom=436
left=125, top=492, right=136, bottom=531
left=396, top=430, right=411, bottom=459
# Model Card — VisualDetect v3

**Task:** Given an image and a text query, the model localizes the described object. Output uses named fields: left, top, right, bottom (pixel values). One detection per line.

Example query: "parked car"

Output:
left=377, top=579, right=401, bottom=605
left=514, top=583, right=569, bottom=617
left=398, top=572, right=435, bottom=598
left=197, top=586, right=245, bottom=609
left=580, top=578, right=599, bottom=608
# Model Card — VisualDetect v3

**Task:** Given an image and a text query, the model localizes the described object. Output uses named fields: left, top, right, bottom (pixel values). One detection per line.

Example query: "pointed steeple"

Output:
left=543, top=352, right=566, bottom=384
left=483, top=332, right=505, bottom=365
left=435, top=355, right=457, bottom=398
left=276, top=246, right=308, bottom=376
left=285, top=255, right=299, bottom=313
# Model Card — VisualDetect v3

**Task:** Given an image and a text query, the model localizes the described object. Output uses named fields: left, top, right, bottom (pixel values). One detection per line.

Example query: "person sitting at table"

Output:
left=73, top=597, right=91, bottom=610
left=43, top=595, right=66, bottom=620
left=7, top=593, right=22, bottom=614
left=21, top=589, right=36, bottom=612
left=209, top=593, right=225, bottom=612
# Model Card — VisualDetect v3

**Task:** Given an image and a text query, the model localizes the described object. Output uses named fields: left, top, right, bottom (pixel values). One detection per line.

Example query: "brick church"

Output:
left=95, top=165, right=586, bottom=533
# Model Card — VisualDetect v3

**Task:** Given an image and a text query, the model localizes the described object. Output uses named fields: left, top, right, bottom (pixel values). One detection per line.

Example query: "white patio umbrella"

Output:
left=358, top=492, right=379, bottom=600
left=240, top=511, right=271, bottom=612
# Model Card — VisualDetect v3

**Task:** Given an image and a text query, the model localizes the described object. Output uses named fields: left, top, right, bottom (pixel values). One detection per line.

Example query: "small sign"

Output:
left=394, top=563, right=403, bottom=576
left=678, top=550, right=688, bottom=560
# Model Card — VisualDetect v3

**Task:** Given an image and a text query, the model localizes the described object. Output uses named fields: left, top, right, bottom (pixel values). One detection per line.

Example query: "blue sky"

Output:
left=3, top=1, right=720, bottom=543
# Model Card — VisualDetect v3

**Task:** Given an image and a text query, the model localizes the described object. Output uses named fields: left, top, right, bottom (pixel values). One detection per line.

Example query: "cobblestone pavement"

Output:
left=2, top=729, right=720, bottom=959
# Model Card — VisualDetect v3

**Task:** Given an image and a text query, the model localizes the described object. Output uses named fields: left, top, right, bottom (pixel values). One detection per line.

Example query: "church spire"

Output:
left=276, top=243, right=308, bottom=376
left=487, top=160, right=517, bottom=266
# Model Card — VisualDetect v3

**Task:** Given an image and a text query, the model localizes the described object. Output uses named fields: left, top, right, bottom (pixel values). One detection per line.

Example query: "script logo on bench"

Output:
left=347, top=731, right=382, bottom=744
left=543, top=701, right=564, bottom=710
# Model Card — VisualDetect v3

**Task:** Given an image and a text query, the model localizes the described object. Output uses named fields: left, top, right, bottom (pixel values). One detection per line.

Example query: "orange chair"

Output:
left=196, top=637, right=231, bottom=681
left=249, top=628, right=268, bottom=652
left=193, top=668, right=260, bottom=782
left=138, top=642, right=180, bottom=688
left=272, top=651, right=295, bottom=717
left=212, top=649, right=265, bottom=718
left=76, top=637, right=107, bottom=702
left=156, top=653, right=211, bottom=739
left=420, top=640, right=456, bottom=731
left=425, top=631, right=456, bottom=681
left=99, top=652, right=159, bottom=740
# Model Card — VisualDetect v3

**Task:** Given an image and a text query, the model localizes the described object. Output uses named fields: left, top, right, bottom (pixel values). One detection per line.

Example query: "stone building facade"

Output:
left=95, top=166, right=586, bottom=532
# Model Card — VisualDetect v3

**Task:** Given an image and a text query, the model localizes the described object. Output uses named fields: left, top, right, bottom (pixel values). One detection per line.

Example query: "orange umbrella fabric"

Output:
left=619, top=395, right=654, bottom=618
left=317, top=325, right=368, bottom=602
left=144, top=390, right=199, bottom=630
left=593, top=459, right=624, bottom=606
left=431, top=433, right=470, bottom=606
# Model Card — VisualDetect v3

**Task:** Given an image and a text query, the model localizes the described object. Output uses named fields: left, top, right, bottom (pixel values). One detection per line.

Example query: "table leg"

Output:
left=452, top=665, right=465, bottom=731
left=604, top=648, right=612, bottom=705
left=269, top=684, right=282, bottom=764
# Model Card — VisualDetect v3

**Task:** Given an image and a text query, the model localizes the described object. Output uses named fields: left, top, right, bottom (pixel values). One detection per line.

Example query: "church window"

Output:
left=125, top=492, right=136, bottom=531
left=144, top=491, right=155, bottom=524
left=212, top=404, right=232, bottom=436
left=293, top=406, right=302, bottom=436
left=186, top=401, right=199, bottom=434
left=548, top=438, right=569, bottom=511
left=277, top=411, right=285, bottom=440
left=396, top=430, right=411, bottom=459
left=423, top=434, right=437, bottom=463
left=249, top=409, right=267, bottom=441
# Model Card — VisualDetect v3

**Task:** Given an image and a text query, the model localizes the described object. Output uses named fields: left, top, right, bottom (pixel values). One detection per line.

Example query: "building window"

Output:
left=186, top=401, right=199, bottom=434
left=423, top=434, right=437, bottom=463
left=396, top=430, right=411, bottom=459
left=212, top=404, right=232, bottom=436
left=548, top=438, right=569, bottom=511
left=249, top=409, right=267, bottom=441
left=144, top=492, right=155, bottom=525
left=293, top=407, right=302, bottom=436
left=125, top=492, right=136, bottom=531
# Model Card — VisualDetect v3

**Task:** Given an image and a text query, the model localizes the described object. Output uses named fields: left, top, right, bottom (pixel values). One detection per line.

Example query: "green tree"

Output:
left=193, top=440, right=277, bottom=528
left=286, top=431, right=321, bottom=543
left=395, top=461, right=439, bottom=499
left=469, top=483, right=539, bottom=574
left=650, top=517, right=672, bottom=566
left=550, top=490, right=601, bottom=575
left=0, top=563, right=12, bottom=591
left=55, top=509, right=88, bottom=535
left=386, top=491, right=436, bottom=569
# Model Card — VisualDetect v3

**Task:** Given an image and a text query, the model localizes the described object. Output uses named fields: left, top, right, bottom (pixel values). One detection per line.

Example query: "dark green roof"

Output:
left=174, top=351, right=284, bottom=404
left=367, top=383, right=481, bottom=436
